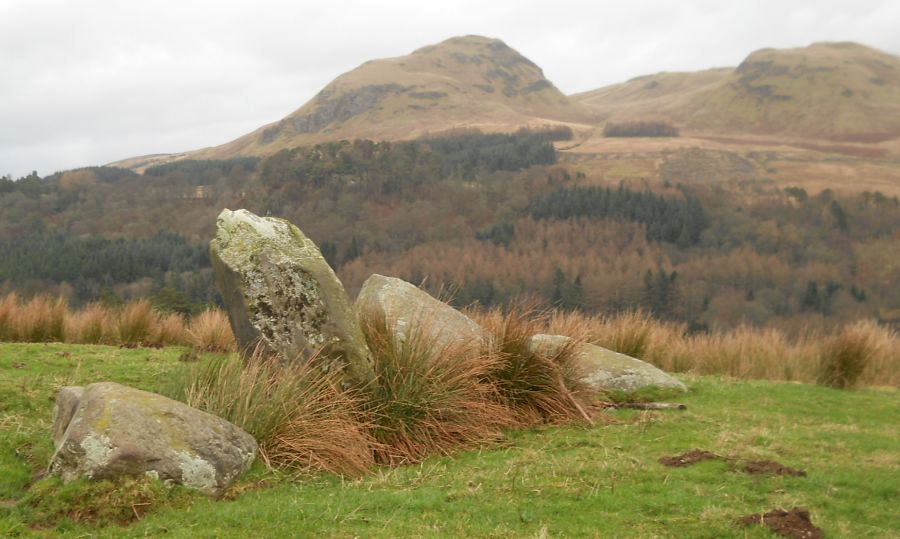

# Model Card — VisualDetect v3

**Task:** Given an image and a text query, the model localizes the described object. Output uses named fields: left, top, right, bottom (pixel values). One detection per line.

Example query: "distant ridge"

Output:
left=111, top=39, right=900, bottom=171
left=575, top=42, right=900, bottom=140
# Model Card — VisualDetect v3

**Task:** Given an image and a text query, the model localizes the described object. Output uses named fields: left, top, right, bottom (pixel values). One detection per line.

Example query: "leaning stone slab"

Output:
left=355, top=274, right=489, bottom=355
left=527, top=334, right=687, bottom=392
left=48, top=382, right=256, bottom=496
left=210, top=208, right=374, bottom=385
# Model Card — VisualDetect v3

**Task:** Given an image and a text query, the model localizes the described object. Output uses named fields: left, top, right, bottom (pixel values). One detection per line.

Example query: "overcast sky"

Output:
left=2, top=0, right=899, bottom=178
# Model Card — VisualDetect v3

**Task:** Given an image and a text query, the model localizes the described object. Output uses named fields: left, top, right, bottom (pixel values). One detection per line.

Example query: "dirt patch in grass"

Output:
left=659, top=450, right=807, bottom=477
left=737, top=507, right=823, bottom=539
left=658, top=449, right=721, bottom=467
left=742, top=460, right=806, bottom=477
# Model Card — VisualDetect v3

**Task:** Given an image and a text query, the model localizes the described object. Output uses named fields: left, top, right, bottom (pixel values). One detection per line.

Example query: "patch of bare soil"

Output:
left=742, top=460, right=806, bottom=477
left=658, top=449, right=720, bottom=467
left=738, top=507, right=823, bottom=539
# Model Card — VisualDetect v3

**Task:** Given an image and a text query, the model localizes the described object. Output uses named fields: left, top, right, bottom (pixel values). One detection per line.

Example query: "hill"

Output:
left=575, top=42, right=900, bottom=140
left=115, top=36, right=594, bottom=168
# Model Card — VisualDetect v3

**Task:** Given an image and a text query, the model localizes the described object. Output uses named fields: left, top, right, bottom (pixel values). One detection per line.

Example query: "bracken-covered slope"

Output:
left=575, top=42, right=900, bottom=141
left=198, top=35, right=593, bottom=159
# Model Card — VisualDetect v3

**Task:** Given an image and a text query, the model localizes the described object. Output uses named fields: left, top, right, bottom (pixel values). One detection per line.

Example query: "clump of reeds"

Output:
left=156, top=313, right=188, bottom=346
left=114, top=299, right=155, bottom=345
left=13, top=295, right=67, bottom=343
left=187, top=309, right=235, bottom=352
left=361, top=314, right=512, bottom=465
left=165, top=346, right=375, bottom=476
left=64, top=303, right=109, bottom=344
left=0, top=292, right=19, bottom=341
left=475, top=304, right=591, bottom=425
left=816, top=320, right=885, bottom=389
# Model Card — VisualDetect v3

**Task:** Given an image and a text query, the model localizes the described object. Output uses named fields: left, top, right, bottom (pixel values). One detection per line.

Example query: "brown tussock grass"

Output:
left=187, top=309, right=236, bottom=352
left=362, top=314, right=514, bottom=466
left=817, top=320, right=892, bottom=389
left=13, top=295, right=67, bottom=343
left=0, top=292, right=18, bottom=341
left=171, top=345, right=375, bottom=477
left=156, top=313, right=188, bottom=346
left=473, top=303, right=592, bottom=425
left=65, top=303, right=109, bottom=344
left=115, top=299, right=156, bottom=345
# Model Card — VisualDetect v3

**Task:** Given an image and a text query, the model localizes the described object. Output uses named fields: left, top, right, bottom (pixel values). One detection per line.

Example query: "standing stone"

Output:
left=210, top=209, right=374, bottom=385
left=355, top=274, right=489, bottom=355
left=48, top=382, right=256, bottom=497
left=527, top=334, right=687, bottom=392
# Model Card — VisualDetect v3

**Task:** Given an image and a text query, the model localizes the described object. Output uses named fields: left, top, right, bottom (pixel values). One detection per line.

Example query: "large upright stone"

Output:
left=210, top=209, right=374, bottom=385
left=49, top=382, right=256, bottom=496
left=355, top=274, right=489, bottom=355
left=527, top=334, right=687, bottom=392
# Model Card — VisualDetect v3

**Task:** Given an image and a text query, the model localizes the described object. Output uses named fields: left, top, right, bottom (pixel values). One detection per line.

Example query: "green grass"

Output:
left=1, top=343, right=898, bottom=537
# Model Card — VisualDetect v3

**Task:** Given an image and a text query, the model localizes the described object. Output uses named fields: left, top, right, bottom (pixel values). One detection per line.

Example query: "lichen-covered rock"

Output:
left=527, top=334, right=687, bottom=392
left=355, top=274, right=488, bottom=355
left=210, top=208, right=374, bottom=385
left=48, top=382, right=256, bottom=496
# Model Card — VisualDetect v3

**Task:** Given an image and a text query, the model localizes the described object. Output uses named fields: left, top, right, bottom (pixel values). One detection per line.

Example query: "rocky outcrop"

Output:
left=527, top=334, right=687, bottom=392
left=48, top=382, right=256, bottom=496
left=355, top=274, right=488, bottom=355
left=210, top=209, right=374, bottom=385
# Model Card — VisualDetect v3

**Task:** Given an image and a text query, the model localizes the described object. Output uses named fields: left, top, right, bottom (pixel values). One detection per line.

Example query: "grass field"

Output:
left=1, top=343, right=897, bottom=537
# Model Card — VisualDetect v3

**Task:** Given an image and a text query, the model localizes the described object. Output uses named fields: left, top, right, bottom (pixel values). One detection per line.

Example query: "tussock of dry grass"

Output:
left=187, top=309, right=235, bottom=352
left=65, top=303, right=109, bottom=344
left=156, top=313, right=188, bottom=346
left=12, top=295, right=67, bottom=343
left=472, top=304, right=591, bottom=425
left=168, top=346, right=375, bottom=477
left=817, top=320, right=888, bottom=389
left=0, top=292, right=19, bottom=341
left=115, top=300, right=156, bottom=345
left=362, top=314, right=513, bottom=465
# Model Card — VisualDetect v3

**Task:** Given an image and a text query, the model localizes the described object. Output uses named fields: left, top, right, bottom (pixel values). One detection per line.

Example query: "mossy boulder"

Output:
left=210, top=209, right=374, bottom=385
left=48, top=382, right=256, bottom=496
left=355, top=274, right=488, bottom=355
left=527, top=334, right=687, bottom=392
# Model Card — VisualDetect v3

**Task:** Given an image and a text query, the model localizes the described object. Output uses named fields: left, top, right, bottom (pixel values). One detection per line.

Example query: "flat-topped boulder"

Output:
left=527, top=334, right=687, bottom=392
left=355, top=274, right=489, bottom=355
left=48, top=382, right=256, bottom=496
left=210, top=208, right=374, bottom=385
